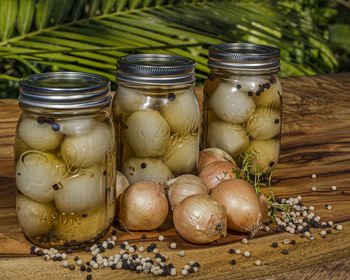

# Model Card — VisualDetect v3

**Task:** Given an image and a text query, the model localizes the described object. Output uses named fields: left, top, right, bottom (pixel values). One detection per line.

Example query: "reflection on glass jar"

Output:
left=113, top=54, right=200, bottom=184
left=203, top=44, right=282, bottom=177
left=15, top=72, right=116, bottom=248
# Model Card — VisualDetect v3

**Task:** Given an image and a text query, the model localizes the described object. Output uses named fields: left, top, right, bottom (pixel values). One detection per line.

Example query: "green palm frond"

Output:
left=0, top=0, right=340, bottom=87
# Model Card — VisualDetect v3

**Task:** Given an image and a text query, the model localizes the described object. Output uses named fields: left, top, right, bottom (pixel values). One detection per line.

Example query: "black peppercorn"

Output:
left=193, top=262, right=200, bottom=268
left=256, top=90, right=261, bottom=96
left=69, top=265, right=75, bottom=270
left=87, top=267, right=92, bottom=273
left=141, top=234, right=146, bottom=239
left=86, top=275, right=92, bottom=280
left=66, top=248, right=73, bottom=254
left=52, top=184, right=59, bottom=191
left=107, top=243, right=114, bottom=249
left=111, top=264, right=116, bottom=270
left=248, top=91, right=253, bottom=96
left=80, top=265, right=86, bottom=271
left=51, top=123, right=60, bottom=131
left=274, top=119, right=280, bottom=124
left=141, top=162, right=147, bottom=169
left=272, top=242, right=278, bottom=248
left=282, top=249, right=288, bottom=254
left=74, top=256, right=79, bottom=261
left=37, top=117, right=46, bottom=124
left=168, top=93, right=176, bottom=101
left=231, top=259, right=236, bottom=265
left=112, top=229, right=117, bottom=235
left=236, top=84, right=241, bottom=90
left=188, top=267, right=195, bottom=273
left=291, top=240, right=296, bottom=245
left=229, top=248, right=235, bottom=254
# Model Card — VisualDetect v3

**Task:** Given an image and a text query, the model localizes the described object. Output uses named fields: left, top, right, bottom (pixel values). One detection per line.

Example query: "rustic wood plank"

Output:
left=0, top=73, right=350, bottom=279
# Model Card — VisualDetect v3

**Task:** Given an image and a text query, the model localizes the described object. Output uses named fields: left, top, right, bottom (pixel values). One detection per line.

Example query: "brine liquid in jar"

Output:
left=15, top=72, right=116, bottom=248
left=203, top=43, right=282, bottom=178
left=113, top=54, right=200, bottom=185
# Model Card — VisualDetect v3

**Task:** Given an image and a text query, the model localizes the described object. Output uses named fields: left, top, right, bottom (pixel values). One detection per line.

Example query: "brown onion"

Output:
left=199, top=161, right=237, bottom=191
left=211, top=179, right=264, bottom=234
left=197, top=148, right=236, bottom=173
left=119, top=182, right=168, bottom=230
left=166, top=174, right=208, bottom=210
left=173, top=194, right=227, bottom=244
left=259, top=194, right=269, bottom=223
left=116, top=171, right=130, bottom=199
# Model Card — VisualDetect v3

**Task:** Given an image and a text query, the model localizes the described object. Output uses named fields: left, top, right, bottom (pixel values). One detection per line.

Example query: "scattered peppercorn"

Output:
left=248, top=91, right=253, bottom=96
left=272, top=242, right=278, bottom=248
left=168, top=93, right=176, bottom=101
left=229, top=248, right=235, bottom=254
left=291, top=240, right=296, bottom=245
left=69, top=265, right=75, bottom=270
left=52, top=184, right=59, bottom=191
left=230, top=259, right=236, bottom=265
left=51, top=123, right=60, bottom=131
left=66, top=248, right=73, bottom=254
left=236, top=85, right=241, bottom=89
left=80, top=265, right=86, bottom=271
left=37, top=117, right=46, bottom=124
left=141, top=234, right=146, bottom=239
left=281, top=249, right=288, bottom=255
left=86, top=275, right=92, bottom=280
left=141, top=163, right=147, bottom=169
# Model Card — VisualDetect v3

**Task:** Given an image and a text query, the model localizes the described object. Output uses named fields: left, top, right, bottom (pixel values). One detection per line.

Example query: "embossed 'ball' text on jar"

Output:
left=202, top=43, right=282, bottom=177
left=113, top=54, right=200, bottom=184
left=15, top=72, right=116, bottom=248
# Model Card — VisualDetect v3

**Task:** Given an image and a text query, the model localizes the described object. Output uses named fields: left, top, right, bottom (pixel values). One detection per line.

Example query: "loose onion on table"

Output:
left=61, top=122, right=111, bottom=168
left=55, top=165, right=104, bottom=213
left=163, top=135, right=198, bottom=174
left=207, top=120, right=249, bottom=156
left=245, top=106, right=281, bottom=140
left=166, top=174, right=208, bottom=210
left=197, top=147, right=236, bottom=173
left=119, top=182, right=168, bottom=231
left=54, top=204, right=106, bottom=242
left=16, top=194, right=56, bottom=236
left=124, top=110, right=170, bottom=157
left=16, top=151, right=66, bottom=203
left=211, top=179, right=265, bottom=234
left=116, top=171, right=130, bottom=199
left=209, top=82, right=256, bottom=124
left=199, top=161, right=237, bottom=191
left=173, top=194, right=227, bottom=244
left=160, top=90, right=200, bottom=135
left=246, top=139, right=280, bottom=174
left=122, top=157, right=173, bottom=184
left=18, top=117, right=63, bottom=151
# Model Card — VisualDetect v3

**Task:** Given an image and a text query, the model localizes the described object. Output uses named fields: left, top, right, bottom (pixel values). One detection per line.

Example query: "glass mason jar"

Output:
left=15, top=72, right=116, bottom=249
left=113, top=54, right=200, bottom=184
left=202, top=43, right=282, bottom=178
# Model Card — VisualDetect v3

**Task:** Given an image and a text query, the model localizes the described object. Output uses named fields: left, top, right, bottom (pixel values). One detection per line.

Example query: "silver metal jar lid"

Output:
left=208, top=43, right=280, bottom=71
left=116, top=54, right=196, bottom=85
left=19, top=72, right=111, bottom=109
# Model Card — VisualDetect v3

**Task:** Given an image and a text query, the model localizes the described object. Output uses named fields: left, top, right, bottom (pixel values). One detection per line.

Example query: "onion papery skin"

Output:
left=119, top=182, right=168, bottom=231
left=211, top=179, right=263, bottom=233
left=166, top=175, right=208, bottom=210
left=116, top=171, right=130, bottom=199
left=197, top=148, right=236, bottom=174
left=16, top=194, right=56, bottom=236
left=173, top=194, right=227, bottom=244
left=199, top=161, right=237, bottom=191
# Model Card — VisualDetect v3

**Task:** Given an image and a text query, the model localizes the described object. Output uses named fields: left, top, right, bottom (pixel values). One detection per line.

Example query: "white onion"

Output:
left=119, top=182, right=168, bottom=230
left=166, top=174, right=208, bottom=210
left=246, top=139, right=280, bottom=174
left=16, top=194, right=56, bottom=236
left=207, top=120, right=249, bottom=156
left=197, top=147, right=236, bottom=173
left=236, top=76, right=266, bottom=94
left=116, top=171, right=130, bottom=199
left=115, top=85, right=157, bottom=113
left=55, top=165, right=104, bottom=213
left=246, top=107, right=281, bottom=140
left=199, top=161, right=237, bottom=191
left=173, top=194, right=227, bottom=244
left=160, top=90, right=200, bottom=135
left=209, top=82, right=255, bottom=124
left=163, top=135, right=198, bottom=174
left=211, top=179, right=263, bottom=233
left=58, top=117, right=96, bottom=136
left=16, top=151, right=66, bottom=203
left=54, top=203, right=106, bottom=242
left=124, top=110, right=170, bottom=157
left=122, top=157, right=173, bottom=184
left=253, top=78, right=282, bottom=108
left=18, top=117, right=63, bottom=151
left=61, top=122, right=111, bottom=168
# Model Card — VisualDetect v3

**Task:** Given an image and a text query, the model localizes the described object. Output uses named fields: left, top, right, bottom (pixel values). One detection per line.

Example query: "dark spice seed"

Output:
left=229, top=248, right=235, bottom=254
left=168, top=93, right=176, bottom=101
left=92, top=256, right=97, bottom=261
left=120, top=244, right=126, bottom=249
left=46, top=118, right=55, bottom=124
left=80, top=265, right=86, bottom=271
left=188, top=267, right=195, bottom=273
left=231, top=259, right=236, bottom=265
left=193, top=262, right=200, bottom=268
left=155, top=254, right=161, bottom=258
left=269, top=161, right=275, bottom=167
left=132, top=254, right=138, bottom=260
left=322, top=235, right=327, bottom=239
left=132, top=245, right=137, bottom=250
left=87, top=267, right=92, bottom=273
left=66, top=248, right=73, bottom=254
left=111, top=264, right=116, bottom=270
left=57, top=256, right=62, bottom=261
left=103, top=170, right=107, bottom=176
left=161, top=256, right=166, bottom=262
left=97, top=242, right=102, bottom=247
left=272, top=242, right=278, bottom=248
left=266, top=83, right=271, bottom=89
left=327, top=230, right=332, bottom=234
left=248, top=91, right=253, bottom=96
left=113, top=220, right=119, bottom=227
left=86, top=275, right=92, bottom=280
left=282, top=249, right=288, bottom=254
left=112, top=229, right=117, bottom=235
left=256, top=90, right=261, bottom=96
left=141, top=234, right=146, bottom=239
left=69, top=265, right=75, bottom=271
left=52, top=184, right=59, bottom=191
left=86, top=262, right=90, bottom=266
left=99, top=247, right=105, bottom=253
left=37, top=117, right=46, bottom=124
left=84, top=246, right=90, bottom=252
left=36, top=251, right=43, bottom=256
left=51, top=123, right=60, bottom=131
left=141, top=162, right=147, bottom=169
left=74, top=256, right=79, bottom=261
left=107, top=243, right=113, bottom=249
left=236, top=84, right=241, bottom=89
left=291, top=240, right=296, bottom=245
left=274, top=119, right=280, bottom=124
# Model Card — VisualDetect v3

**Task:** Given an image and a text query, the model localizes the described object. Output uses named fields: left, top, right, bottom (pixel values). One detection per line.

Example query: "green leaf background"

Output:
left=0, top=0, right=349, bottom=98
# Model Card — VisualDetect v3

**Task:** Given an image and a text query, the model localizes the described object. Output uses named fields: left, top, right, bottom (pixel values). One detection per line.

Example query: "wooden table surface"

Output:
left=1, top=73, right=350, bottom=280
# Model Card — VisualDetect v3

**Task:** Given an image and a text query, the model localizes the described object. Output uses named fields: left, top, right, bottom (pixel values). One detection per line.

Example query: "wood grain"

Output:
left=0, top=73, right=350, bottom=279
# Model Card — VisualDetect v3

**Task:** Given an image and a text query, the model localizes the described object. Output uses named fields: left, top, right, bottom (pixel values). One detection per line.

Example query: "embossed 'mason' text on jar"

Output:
left=202, top=43, right=282, bottom=177
left=113, top=54, right=200, bottom=184
left=15, top=72, right=116, bottom=248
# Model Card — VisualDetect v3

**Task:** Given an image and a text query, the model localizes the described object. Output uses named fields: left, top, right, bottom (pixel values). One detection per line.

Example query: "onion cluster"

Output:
left=205, top=75, right=282, bottom=175
left=113, top=86, right=200, bottom=183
